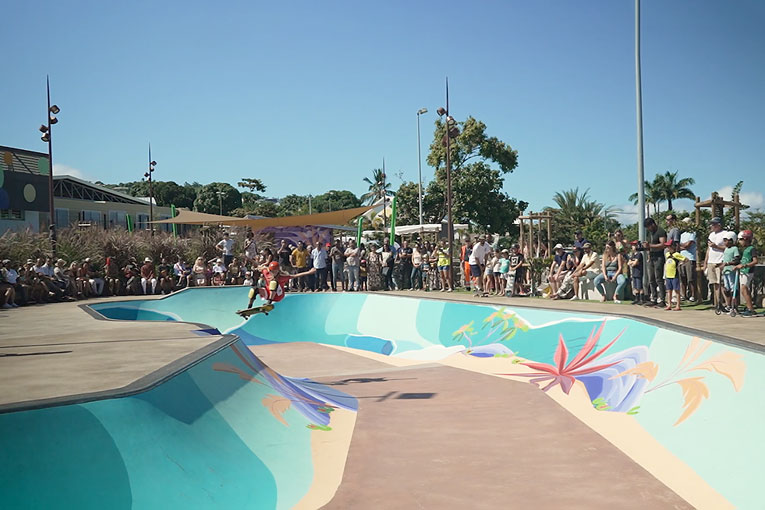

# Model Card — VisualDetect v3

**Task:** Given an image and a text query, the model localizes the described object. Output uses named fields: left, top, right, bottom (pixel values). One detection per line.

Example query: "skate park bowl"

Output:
left=1, top=287, right=763, bottom=509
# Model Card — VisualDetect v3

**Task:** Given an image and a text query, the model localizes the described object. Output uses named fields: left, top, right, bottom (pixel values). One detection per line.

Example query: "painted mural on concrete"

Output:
left=0, top=338, right=357, bottom=510
left=90, top=289, right=764, bottom=509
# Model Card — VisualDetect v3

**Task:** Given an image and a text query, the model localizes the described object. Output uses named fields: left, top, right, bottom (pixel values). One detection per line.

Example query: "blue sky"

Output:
left=2, top=0, right=763, bottom=222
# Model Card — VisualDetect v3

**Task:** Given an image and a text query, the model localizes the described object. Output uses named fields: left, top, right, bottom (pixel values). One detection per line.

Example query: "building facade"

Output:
left=1, top=145, right=174, bottom=234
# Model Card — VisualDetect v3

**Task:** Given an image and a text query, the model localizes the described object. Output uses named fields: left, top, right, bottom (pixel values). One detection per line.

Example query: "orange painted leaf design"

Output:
left=679, top=337, right=711, bottom=369
left=610, top=361, right=659, bottom=382
left=262, top=394, right=291, bottom=426
left=674, top=377, right=709, bottom=426
left=690, top=351, right=746, bottom=392
left=212, top=362, right=266, bottom=384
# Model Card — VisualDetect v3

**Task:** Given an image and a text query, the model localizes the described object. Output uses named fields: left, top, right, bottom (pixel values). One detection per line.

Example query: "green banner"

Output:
left=126, top=214, right=133, bottom=233
left=389, top=195, right=397, bottom=245
left=171, top=205, right=178, bottom=237
left=356, top=215, right=363, bottom=245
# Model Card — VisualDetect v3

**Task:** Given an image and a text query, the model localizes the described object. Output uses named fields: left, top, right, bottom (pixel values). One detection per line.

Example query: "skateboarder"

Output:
left=246, top=261, right=315, bottom=309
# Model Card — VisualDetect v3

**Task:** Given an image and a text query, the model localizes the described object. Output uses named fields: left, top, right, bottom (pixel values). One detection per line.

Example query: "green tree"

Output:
left=394, top=181, right=423, bottom=225
left=193, top=182, right=242, bottom=215
left=152, top=181, right=196, bottom=208
left=249, top=200, right=279, bottom=217
left=277, top=194, right=310, bottom=216
left=423, top=116, right=523, bottom=233
left=312, top=190, right=361, bottom=213
left=629, top=179, right=664, bottom=217
left=237, top=177, right=267, bottom=194
left=655, top=171, right=695, bottom=211
left=360, top=168, right=393, bottom=205
left=546, top=188, right=619, bottom=247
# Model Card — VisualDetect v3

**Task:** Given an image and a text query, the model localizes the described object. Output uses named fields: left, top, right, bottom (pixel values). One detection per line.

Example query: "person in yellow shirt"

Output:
left=289, top=241, right=310, bottom=292
left=664, top=240, right=686, bottom=311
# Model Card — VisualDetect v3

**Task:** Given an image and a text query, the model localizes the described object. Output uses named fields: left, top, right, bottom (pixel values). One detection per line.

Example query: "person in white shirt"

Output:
left=344, top=241, right=360, bottom=291
left=211, top=258, right=227, bottom=286
left=468, top=235, right=491, bottom=295
left=216, top=232, right=236, bottom=266
left=702, top=217, right=727, bottom=308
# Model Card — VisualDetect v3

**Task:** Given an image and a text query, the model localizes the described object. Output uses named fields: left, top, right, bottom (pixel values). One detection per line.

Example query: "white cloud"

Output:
left=715, top=185, right=764, bottom=210
left=53, top=163, right=90, bottom=181
left=615, top=203, right=639, bottom=225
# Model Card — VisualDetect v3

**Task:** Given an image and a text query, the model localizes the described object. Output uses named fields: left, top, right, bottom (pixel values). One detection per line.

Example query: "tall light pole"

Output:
left=381, top=158, right=387, bottom=229
left=38, top=76, right=60, bottom=255
left=416, top=107, right=428, bottom=225
left=437, top=78, right=460, bottom=287
left=216, top=190, right=224, bottom=216
left=144, top=144, right=156, bottom=236
left=635, top=0, right=646, bottom=242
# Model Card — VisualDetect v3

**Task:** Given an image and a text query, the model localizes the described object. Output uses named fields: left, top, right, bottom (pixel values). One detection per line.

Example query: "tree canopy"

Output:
left=311, top=190, right=361, bottom=213
left=193, top=182, right=242, bottom=215
left=360, top=168, right=393, bottom=205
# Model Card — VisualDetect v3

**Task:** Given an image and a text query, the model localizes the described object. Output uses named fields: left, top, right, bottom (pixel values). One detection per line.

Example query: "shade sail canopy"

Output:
left=150, top=210, right=239, bottom=225
left=227, top=205, right=374, bottom=230
left=151, top=205, right=374, bottom=230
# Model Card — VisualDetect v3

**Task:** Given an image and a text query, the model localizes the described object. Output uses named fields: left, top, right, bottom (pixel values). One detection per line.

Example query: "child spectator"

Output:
left=509, top=244, right=525, bottom=296
left=663, top=240, right=686, bottom=311
left=492, top=250, right=503, bottom=296
left=628, top=241, right=645, bottom=305
left=736, top=230, right=758, bottom=316
left=498, top=249, right=510, bottom=296
left=719, top=233, right=740, bottom=311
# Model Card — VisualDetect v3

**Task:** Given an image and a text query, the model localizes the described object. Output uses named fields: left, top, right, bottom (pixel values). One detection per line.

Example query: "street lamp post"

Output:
left=416, top=107, right=428, bottom=225
left=144, top=144, right=157, bottom=236
left=381, top=158, right=387, bottom=229
left=635, top=0, right=646, bottom=242
left=38, top=76, right=60, bottom=255
left=216, top=191, right=224, bottom=216
left=437, top=78, right=460, bottom=288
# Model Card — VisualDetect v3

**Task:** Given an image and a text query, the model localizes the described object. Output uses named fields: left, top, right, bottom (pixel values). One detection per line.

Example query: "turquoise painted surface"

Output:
left=0, top=339, right=357, bottom=510
left=91, top=289, right=765, bottom=509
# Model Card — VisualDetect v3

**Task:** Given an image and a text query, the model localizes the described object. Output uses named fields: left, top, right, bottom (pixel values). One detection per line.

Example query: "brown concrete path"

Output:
left=389, top=290, right=765, bottom=350
left=0, top=297, right=232, bottom=411
left=253, top=343, right=692, bottom=510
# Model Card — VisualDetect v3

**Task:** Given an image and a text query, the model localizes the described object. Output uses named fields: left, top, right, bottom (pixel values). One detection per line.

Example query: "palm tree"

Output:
left=360, top=168, right=393, bottom=205
left=656, top=170, right=695, bottom=211
left=629, top=179, right=664, bottom=217
left=551, top=188, right=610, bottom=226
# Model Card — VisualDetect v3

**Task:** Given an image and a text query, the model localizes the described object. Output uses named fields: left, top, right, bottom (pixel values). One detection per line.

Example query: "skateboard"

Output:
left=236, top=303, right=275, bottom=319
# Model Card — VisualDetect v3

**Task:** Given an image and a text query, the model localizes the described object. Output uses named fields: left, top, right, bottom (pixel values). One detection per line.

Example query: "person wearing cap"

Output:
left=627, top=240, right=645, bottom=304
left=210, top=258, right=227, bottom=286
left=663, top=240, right=687, bottom=311
left=216, top=232, right=236, bottom=267
left=573, top=231, right=589, bottom=250
left=643, top=218, right=667, bottom=307
left=665, top=214, right=681, bottom=244
left=570, top=242, right=600, bottom=300
left=702, top=217, right=727, bottom=309
left=718, top=232, right=741, bottom=311
left=469, top=235, right=491, bottom=296
left=735, top=230, right=758, bottom=316
left=140, top=257, right=157, bottom=295
left=678, top=218, right=698, bottom=302
left=547, top=244, right=567, bottom=297
left=0, top=259, right=19, bottom=308
left=1, top=259, right=26, bottom=305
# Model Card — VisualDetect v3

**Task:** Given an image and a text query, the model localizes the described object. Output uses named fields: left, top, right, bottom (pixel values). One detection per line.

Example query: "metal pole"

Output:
left=445, top=79, right=455, bottom=287
left=46, top=76, right=57, bottom=256
left=382, top=158, right=387, bottom=229
left=635, top=0, right=646, bottom=242
left=218, top=191, right=223, bottom=216
left=148, top=144, right=154, bottom=236
left=417, top=110, right=423, bottom=225
left=308, top=195, right=312, bottom=215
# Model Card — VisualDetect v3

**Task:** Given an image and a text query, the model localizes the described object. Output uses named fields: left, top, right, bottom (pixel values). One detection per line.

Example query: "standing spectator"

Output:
left=679, top=218, right=698, bottom=302
left=157, top=257, right=174, bottom=294
left=380, top=242, right=395, bottom=290
left=359, top=244, right=368, bottom=291
left=216, top=232, right=236, bottom=267
left=277, top=240, right=292, bottom=272
left=329, top=239, right=345, bottom=291
left=664, top=240, right=686, bottom=311
left=643, top=217, right=667, bottom=307
left=460, top=237, right=472, bottom=291
left=701, top=217, right=727, bottom=309
left=345, top=240, right=360, bottom=291
left=469, top=235, right=491, bottom=296
left=571, top=243, right=600, bottom=300
left=508, top=244, right=525, bottom=296
left=311, top=242, right=329, bottom=291
left=410, top=243, right=424, bottom=291
left=290, top=241, right=310, bottom=291
left=736, top=230, right=758, bottom=316
left=573, top=230, right=589, bottom=250
left=594, top=241, right=626, bottom=303
left=244, top=231, right=258, bottom=264
left=141, top=257, right=157, bottom=295
left=367, top=246, right=383, bottom=291
left=398, top=240, right=413, bottom=290
left=719, top=233, right=740, bottom=310
left=435, top=240, right=452, bottom=292
left=628, top=241, right=645, bottom=305
left=665, top=214, right=681, bottom=243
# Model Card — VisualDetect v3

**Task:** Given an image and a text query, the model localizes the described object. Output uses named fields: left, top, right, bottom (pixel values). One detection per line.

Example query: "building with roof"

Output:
left=1, top=145, right=174, bottom=234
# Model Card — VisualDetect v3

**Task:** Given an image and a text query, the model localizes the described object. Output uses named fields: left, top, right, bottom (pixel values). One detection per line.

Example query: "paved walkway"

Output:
left=389, top=290, right=765, bottom=350
left=0, top=298, right=232, bottom=411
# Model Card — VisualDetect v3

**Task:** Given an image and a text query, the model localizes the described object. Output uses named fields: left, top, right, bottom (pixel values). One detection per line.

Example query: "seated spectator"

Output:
left=140, top=257, right=157, bottom=295
left=593, top=241, right=627, bottom=303
left=157, top=257, right=174, bottom=294
left=1, top=259, right=27, bottom=305
left=104, top=257, right=122, bottom=296
left=173, top=257, right=191, bottom=288
left=571, top=243, right=600, bottom=300
left=83, top=258, right=105, bottom=296
left=35, top=257, right=65, bottom=301
left=123, top=257, right=142, bottom=295
left=211, top=258, right=227, bottom=286
left=53, top=259, right=76, bottom=298
left=227, top=257, right=243, bottom=285
left=0, top=260, right=18, bottom=308
left=547, top=244, right=567, bottom=297
left=22, top=260, right=48, bottom=303
left=191, top=257, right=207, bottom=286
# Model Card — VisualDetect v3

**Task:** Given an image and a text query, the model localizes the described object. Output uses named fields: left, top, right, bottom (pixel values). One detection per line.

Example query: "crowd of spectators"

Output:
left=1, top=217, right=758, bottom=316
